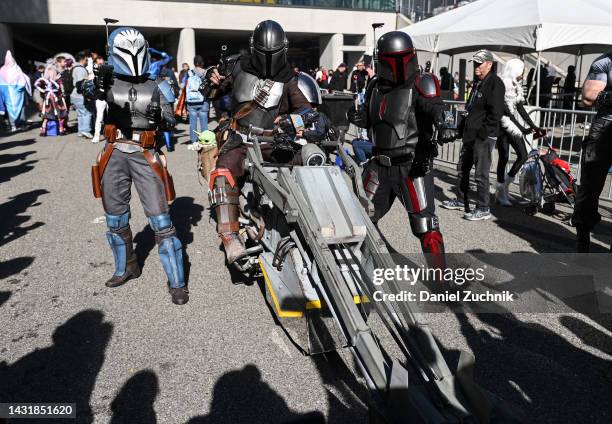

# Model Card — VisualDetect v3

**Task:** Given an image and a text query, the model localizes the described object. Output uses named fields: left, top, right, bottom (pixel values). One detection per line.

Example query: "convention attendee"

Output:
left=329, top=63, right=348, bottom=92
left=563, top=65, right=577, bottom=110
left=0, top=50, right=32, bottom=132
left=70, top=51, right=93, bottom=138
left=87, top=27, right=187, bottom=304
left=348, top=31, right=457, bottom=270
left=441, top=49, right=505, bottom=221
left=185, top=55, right=209, bottom=144
left=572, top=51, right=612, bottom=252
left=34, top=65, right=68, bottom=136
left=350, top=61, right=368, bottom=93
left=495, top=59, right=544, bottom=206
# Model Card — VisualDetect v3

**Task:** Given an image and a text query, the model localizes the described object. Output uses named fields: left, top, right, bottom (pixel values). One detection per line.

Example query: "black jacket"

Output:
left=461, top=72, right=505, bottom=143
left=329, top=70, right=348, bottom=91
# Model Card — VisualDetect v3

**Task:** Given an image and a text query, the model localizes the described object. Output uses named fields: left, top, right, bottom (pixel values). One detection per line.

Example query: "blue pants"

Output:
left=352, top=139, right=373, bottom=163
left=71, top=95, right=92, bottom=133
left=187, top=102, right=209, bottom=143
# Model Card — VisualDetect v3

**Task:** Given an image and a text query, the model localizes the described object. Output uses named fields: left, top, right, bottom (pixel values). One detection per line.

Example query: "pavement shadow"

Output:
left=0, top=160, right=38, bottom=183
left=0, top=291, right=10, bottom=307
left=133, top=224, right=156, bottom=270
left=311, top=352, right=369, bottom=424
left=0, top=309, right=113, bottom=423
left=110, top=370, right=159, bottom=424
left=0, top=256, right=34, bottom=279
left=0, top=150, right=36, bottom=166
left=186, top=364, right=325, bottom=424
left=0, top=138, right=36, bottom=152
left=451, top=311, right=612, bottom=424
left=0, top=189, right=48, bottom=249
left=170, top=196, right=204, bottom=285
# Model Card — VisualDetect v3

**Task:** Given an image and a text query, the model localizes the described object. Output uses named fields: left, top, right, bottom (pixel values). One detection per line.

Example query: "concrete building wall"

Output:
left=0, top=0, right=397, bottom=67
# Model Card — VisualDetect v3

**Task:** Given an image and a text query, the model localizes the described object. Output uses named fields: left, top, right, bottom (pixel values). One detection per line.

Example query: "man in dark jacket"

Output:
left=442, top=50, right=505, bottom=221
left=329, top=63, right=348, bottom=91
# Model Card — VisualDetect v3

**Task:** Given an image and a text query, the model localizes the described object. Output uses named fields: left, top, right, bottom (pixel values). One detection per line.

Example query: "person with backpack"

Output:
left=70, top=51, right=93, bottom=138
left=186, top=55, right=209, bottom=144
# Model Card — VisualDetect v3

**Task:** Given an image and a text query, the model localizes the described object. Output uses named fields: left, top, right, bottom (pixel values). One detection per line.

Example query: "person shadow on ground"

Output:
left=133, top=196, right=204, bottom=285
left=110, top=370, right=159, bottom=424
left=187, top=364, right=325, bottom=424
left=0, top=309, right=113, bottom=423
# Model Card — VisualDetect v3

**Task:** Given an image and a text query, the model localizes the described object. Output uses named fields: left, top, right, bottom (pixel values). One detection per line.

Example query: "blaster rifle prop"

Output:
left=201, top=45, right=231, bottom=99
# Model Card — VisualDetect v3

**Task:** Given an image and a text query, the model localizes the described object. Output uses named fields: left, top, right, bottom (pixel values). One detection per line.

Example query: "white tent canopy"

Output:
left=400, top=0, right=612, bottom=55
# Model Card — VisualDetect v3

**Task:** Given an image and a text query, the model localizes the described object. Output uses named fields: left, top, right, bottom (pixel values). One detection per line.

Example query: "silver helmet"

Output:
left=297, top=72, right=322, bottom=105
left=249, top=20, right=288, bottom=78
left=108, top=27, right=150, bottom=77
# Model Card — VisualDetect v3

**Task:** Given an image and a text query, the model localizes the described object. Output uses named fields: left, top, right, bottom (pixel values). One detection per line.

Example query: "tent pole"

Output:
left=535, top=51, right=541, bottom=108
left=577, top=47, right=584, bottom=99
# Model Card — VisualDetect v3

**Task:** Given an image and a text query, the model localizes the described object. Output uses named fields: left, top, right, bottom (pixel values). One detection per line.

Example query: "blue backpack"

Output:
left=185, top=70, right=204, bottom=103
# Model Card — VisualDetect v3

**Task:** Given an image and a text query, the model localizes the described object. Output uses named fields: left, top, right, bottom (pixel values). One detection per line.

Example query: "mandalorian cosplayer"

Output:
left=89, top=27, right=188, bottom=305
left=348, top=31, right=456, bottom=270
left=205, top=20, right=323, bottom=264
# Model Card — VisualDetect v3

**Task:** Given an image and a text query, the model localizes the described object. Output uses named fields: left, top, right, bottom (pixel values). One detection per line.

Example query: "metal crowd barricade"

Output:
left=438, top=101, right=612, bottom=202
left=437, top=100, right=466, bottom=166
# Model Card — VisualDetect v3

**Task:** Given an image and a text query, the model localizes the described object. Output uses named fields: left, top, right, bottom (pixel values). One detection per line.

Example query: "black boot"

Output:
left=576, top=225, right=591, bottom=253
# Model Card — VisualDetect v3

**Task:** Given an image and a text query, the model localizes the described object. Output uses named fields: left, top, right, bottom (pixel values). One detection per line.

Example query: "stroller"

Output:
left=519, top=136, right=578, bottom=216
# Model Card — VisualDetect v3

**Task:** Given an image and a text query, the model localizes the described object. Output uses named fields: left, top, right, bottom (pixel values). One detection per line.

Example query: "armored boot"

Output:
left=105, top=213, right=141, bottom=288
left=420, top=230, right=447, bottom=272
left=149, top=213, right=188, bottom=305
left=209, top=169, right=246, bottom=264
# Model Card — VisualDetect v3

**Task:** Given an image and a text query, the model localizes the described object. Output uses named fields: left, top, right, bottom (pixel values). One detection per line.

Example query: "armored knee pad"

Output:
left=409, top=214, right=440, bottom=236
left=105, top=212, right=132, bottom=276
left=149, top=213, right=185, bottom=288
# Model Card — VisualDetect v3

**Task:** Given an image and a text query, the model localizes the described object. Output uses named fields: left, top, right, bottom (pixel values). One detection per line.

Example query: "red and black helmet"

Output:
left=375, top=31, right=419, bottom=85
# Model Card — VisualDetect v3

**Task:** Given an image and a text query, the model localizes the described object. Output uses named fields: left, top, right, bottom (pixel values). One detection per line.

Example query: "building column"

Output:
left=319, top=33, right=343, bottom=70
left=0, top=23, right=13, bottom=61
left=177, top=28, right=196, bottom=69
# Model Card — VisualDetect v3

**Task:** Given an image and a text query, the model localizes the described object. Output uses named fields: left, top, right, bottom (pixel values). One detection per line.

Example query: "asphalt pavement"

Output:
left=1, top=122, right=611, bottom=424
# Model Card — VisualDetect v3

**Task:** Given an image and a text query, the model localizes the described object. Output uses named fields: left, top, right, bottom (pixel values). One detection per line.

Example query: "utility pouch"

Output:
left=91, top=163, right=102, bottom=198
left=143, top=150, right=176, bottom=203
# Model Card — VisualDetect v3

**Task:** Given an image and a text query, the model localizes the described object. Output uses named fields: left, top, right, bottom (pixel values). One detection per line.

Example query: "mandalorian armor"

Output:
left=89, top=27, right=187, bottom=304
left=229, top=60, right=285, bottom=130
left=368, top=82, right=419, bottom=155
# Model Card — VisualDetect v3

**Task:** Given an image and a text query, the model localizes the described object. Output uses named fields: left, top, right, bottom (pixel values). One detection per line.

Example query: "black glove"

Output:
left=521, top=127, right=533, bottom=135
left=437, top=127, right=458, bottom=144
left=410, top=157, right=431, bottom=178
left=347, top=106, right=368, bottom=128
left=596, top=91, right=612, bottom=108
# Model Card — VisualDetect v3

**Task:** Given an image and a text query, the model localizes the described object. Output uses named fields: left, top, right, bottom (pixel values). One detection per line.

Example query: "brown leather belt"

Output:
left=103, top=124, right=157, bottom=149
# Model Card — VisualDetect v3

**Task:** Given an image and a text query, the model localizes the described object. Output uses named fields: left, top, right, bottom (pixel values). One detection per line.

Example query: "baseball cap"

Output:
left=469, top=49, right=494, bottom=64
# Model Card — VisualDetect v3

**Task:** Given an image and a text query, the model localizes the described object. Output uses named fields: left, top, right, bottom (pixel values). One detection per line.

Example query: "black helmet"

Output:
left=250, top=20, right=288, bottom=78
left=375, top=31, right=419, bottom=85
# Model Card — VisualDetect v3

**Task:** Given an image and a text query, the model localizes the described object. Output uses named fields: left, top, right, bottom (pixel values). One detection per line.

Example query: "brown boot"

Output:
left=105, top=254, right=141, bottom=287
left=220, top=232, right=247, bottom=264
left=105, top=226, right=141, bottom=288
left=209, top=171, right=246, bottom=264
